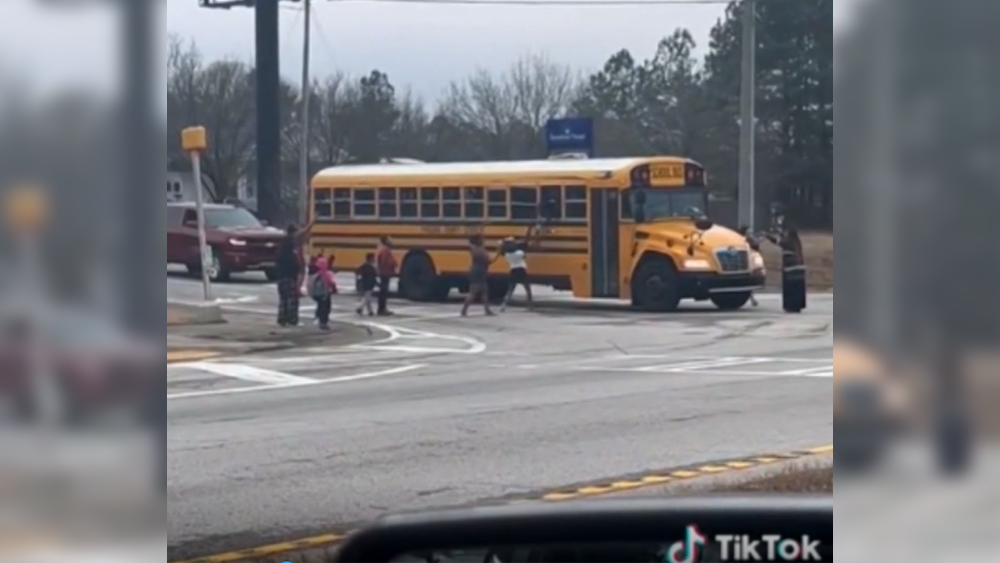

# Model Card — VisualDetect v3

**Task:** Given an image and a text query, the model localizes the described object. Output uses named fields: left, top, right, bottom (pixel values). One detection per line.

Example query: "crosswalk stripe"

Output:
left=179, top=361, right=315, bottom=386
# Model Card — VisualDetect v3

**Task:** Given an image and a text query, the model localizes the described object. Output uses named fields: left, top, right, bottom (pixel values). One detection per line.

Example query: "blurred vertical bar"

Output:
left=867, top=0, right=899, bottom=356
left=256, top=0, right=282, bottom=225
left=121, top=0, right=164, bottom=490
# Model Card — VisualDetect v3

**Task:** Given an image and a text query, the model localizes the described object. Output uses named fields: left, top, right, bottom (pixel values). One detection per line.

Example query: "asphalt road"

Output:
left=167, top=270, right=833, bottom=559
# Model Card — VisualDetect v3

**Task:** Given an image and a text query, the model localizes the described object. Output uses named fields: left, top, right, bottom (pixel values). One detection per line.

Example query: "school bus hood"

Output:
left=639, top=222, right=748, bottom=249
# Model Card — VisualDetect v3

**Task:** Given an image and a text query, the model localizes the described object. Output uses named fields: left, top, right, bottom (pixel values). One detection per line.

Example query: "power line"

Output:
left=331, top=0, right=737, bottom=6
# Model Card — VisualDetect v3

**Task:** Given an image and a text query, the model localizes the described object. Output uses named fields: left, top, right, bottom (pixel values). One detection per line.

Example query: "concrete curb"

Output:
left=167, top=300, right=224, bottom=325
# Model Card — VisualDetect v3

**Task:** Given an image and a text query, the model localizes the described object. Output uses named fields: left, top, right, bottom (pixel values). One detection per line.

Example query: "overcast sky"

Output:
left=0, top=0, right=856, bottom=105
left=166, top=0, right=733, bottom=103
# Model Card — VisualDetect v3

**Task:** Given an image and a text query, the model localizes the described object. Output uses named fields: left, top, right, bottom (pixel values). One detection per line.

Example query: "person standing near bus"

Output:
left=375, top=236, right=397, bottom=316
left=355, top=253, right=378, bottom=317
left=498, top=225, right=539, bottom=312
left=461, top=235, right=495, bottom=317
left=276, top=224, right=304, bottom=326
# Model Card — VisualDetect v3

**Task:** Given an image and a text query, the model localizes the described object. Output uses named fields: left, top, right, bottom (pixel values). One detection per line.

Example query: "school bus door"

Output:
left=589, top=188, right=620, bottom=297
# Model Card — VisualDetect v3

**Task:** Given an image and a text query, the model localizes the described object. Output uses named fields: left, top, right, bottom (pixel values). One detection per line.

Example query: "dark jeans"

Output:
left=278, top=278, right=300, bottom=326
left=377, top=275, right=391, bottom=314
left=315, top=295, right=332, bottom=327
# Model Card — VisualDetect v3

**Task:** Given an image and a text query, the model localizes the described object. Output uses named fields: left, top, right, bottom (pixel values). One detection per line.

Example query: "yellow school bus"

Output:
left=308, top=156, right=765, bottom=311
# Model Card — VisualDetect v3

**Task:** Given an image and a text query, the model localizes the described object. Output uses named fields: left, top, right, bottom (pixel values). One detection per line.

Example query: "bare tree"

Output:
left=313, top=73, right=356, bottom=165
left=167, top=37, right=255, bottom=201
left=509, top=53, right=579, bottom=155
left=389, top=88, right=431, bottom=160
left=441, top=68, right=518, bottom=159
left=440, top=53, right=579, bottom=160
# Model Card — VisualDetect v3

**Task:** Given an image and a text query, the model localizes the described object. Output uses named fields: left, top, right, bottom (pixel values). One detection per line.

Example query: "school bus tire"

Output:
left=631, top=255, right=681, bottom=312
left=399, top=251, right=446, bottom=302
left=710, top=291, right=752, bottom=311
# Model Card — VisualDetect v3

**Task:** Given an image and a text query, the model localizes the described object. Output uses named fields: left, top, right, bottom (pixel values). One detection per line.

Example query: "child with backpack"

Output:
left=355, top=253, right=378, bottom=317
left=309, top=256, right=337, bottom=330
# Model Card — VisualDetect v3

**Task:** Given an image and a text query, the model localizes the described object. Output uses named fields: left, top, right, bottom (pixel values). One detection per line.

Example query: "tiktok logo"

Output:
left=667, top=525, right=707, bottom=563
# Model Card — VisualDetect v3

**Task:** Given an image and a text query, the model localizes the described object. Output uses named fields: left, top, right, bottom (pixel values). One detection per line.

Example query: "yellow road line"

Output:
left=170, top=444, right=832, bottom=563
left=167, top=350, right=222, bottom=363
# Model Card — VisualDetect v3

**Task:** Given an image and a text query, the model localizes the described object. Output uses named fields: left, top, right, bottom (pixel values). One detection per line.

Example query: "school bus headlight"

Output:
left=752, top=252, right=765, bottom=269
left=683, top=259, right=712, bottom=270
left=228, top=238, right=248, bottom=246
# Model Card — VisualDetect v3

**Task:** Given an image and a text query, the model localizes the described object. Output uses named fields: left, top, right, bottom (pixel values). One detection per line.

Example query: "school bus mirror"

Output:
left=694, top=217, right=714, bottom=231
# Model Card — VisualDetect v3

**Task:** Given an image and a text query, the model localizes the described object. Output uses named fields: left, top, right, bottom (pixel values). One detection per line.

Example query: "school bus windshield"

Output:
left=633, top=188, right=708, bottom=221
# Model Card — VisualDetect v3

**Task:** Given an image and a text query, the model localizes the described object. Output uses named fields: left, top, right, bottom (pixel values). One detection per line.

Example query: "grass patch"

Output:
left=712, top=465, right=833, bottom=494
left=761, top=232, right=833, bottom=291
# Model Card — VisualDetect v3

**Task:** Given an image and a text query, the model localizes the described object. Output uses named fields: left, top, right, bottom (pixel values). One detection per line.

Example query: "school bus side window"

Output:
left=420, top=187, right=441, bottom=218
left=487, top=189, right=507, bottom=219
left=541, top=186, right=563, bottom=220
left=620, top=188, right=632, bottom=220
left=400, top=188, right=418, bottom=218
left=354, top=188, right=375, bottom=217
left=464, top=187, right=484, bottom=219
left=333, top=188, right=351, bottom=218
left=314, top=188, right=332, bottom=219
left=565, top=185, right=587, bottom=220
left=442, top=187, right=461, bottom=218
left=378, top=188, right=398, bottom=218
left=510, top=187, right=538, bottom=220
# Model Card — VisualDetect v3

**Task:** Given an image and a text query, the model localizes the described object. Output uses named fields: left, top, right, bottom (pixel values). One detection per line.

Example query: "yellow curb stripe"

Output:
left=610, top=480, right=643, bottom=490
left=174, top=534, right=344, bottom=563
left=542, top=492, right=579, bottom=501
left=698, top=465, right=730, bottom=473
left=172, top=444, right=832, bottom=563
left=167, top=350, right=222, bottom=363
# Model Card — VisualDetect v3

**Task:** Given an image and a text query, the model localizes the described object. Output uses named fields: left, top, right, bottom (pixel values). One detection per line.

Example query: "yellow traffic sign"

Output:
left=3, top=184, right=49, bottom=235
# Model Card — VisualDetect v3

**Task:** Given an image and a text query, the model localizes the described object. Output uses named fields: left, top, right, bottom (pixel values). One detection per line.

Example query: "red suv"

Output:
left=167, top=202, right=287, bottom=281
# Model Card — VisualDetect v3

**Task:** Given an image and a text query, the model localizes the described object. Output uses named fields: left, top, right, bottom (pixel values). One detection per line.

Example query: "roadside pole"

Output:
left=298, top=0, right=313, bottom=225
left=3, top=185, right=59, bottom=426
left=182, top=126, right=213, bottom=301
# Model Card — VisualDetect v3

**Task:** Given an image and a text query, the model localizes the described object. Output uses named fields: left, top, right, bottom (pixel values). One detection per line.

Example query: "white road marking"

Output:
left=171, top=361, right=315, bottom=386
left=635, top=357, right=773, bottom=372
left=351, top=322, right=486, bottom=355
left=579, top=355, right=833, bottom=378
left=779, top=366, right=835, bottom=377
left=167, top=363, right=425, bottom=400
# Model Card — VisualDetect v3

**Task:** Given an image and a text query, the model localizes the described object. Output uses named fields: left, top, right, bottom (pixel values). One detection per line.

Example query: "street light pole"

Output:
left=298, top=0, right=312, bottom=225
left=737, top=0, right=757, bottom=231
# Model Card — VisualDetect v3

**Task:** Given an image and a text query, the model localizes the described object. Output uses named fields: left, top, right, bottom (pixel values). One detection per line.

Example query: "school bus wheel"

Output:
left=631, top=255, right=681, bottom=312
left=710, top=292, right=752, bottom=311
left=399, top=251, right=447, bottom=302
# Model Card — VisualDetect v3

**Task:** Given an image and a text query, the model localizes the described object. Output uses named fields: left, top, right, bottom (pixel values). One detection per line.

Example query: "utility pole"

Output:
left=298, top=0, right=312, bottom=225
left=737, top=0, right=756, bottom=231
left=256, top=0, right=282, bottom=226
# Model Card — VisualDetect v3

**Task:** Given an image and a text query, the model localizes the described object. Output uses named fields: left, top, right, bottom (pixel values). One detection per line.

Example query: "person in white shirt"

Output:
left=498, top=227, right=537, bottom=311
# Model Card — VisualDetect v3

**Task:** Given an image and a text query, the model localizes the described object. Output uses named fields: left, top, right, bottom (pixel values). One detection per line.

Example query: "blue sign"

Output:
left=545, top=118, right=594, bottom=157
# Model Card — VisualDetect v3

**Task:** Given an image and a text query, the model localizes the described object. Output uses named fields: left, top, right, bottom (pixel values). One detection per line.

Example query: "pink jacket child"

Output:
left=312, top=256, right=337, bottom=329
left=313, top=257, right=337, bottom=295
